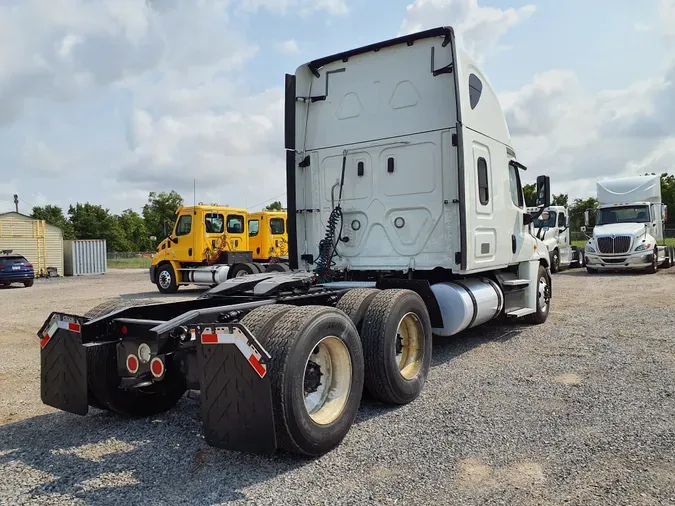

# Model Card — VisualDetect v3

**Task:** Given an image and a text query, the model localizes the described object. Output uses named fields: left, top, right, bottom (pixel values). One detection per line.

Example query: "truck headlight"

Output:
left=635, top=243, right=650, bottom=252
left=585, top=244, right=595, bottom=253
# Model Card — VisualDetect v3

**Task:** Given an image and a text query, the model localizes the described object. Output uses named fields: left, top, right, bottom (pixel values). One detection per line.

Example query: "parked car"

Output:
left=0, top=252, right=35, bottom=288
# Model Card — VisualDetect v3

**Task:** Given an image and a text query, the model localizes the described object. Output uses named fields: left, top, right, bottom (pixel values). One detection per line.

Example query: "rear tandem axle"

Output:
left=37, top=271, right=437, bottom=457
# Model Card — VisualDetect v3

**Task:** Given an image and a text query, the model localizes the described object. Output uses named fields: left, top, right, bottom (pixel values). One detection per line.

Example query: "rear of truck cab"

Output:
left=287, top=27, right=544, bottom=277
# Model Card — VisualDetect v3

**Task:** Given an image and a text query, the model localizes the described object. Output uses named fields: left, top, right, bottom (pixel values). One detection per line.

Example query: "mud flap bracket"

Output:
left=38, top=312, right=88, bottom=416
left=193, top=323, right=276, bottom=455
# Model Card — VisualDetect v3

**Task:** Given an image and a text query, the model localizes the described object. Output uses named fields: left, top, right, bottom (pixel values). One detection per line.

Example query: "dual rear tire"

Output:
left=241, top=288, right=432, bottom=456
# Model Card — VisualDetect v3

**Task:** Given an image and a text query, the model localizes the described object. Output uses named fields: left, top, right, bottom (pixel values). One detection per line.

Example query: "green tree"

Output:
left=523, top=183, right=537, bottom=207
left=659, top=173, right=675, bottom=226
left=68, top=203, right=129, bottom=252
left=552, top=193, right=569, bottom=207
left=117, top=209, right=152, bottom=251
left=568, top=197, right=599, bottom=230
left=31, top=205, right=75, bottom=239
left=142, top=191, right=184, bottom=241
left=265, top=200, right=284, bottom=211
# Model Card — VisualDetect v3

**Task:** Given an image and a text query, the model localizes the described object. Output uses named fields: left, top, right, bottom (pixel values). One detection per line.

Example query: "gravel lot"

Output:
left=1, top=268, right=674, bottom=505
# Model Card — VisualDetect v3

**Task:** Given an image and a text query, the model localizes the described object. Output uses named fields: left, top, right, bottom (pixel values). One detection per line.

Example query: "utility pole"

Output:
left=13, top=194, right=18, bottom=213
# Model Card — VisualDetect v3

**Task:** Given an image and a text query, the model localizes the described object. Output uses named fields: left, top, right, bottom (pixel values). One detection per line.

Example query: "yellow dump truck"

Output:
left=150, top=205, right=289, bottom=293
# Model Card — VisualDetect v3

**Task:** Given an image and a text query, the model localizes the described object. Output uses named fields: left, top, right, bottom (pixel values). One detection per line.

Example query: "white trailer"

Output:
left=38, top=27, right=556, bottom=457
left=532, top=206, right=585, bottom=272
left=584, top=175, right=674, bottom=273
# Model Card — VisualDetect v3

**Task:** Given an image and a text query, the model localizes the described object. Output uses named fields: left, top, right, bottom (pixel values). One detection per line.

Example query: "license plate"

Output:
left=12, top=266, right=20, bottom=270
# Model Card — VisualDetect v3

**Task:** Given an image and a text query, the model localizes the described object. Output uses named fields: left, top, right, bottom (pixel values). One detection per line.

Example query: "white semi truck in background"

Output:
left=532, top=205, right=585, bottom=272
left=583, top=174, right=674, bottom=273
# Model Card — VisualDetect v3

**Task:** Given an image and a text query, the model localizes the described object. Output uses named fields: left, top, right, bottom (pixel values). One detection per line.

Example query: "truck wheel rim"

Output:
left=235, top=269, right=249, bottom=278
left=158, top=270, right=172, bottom=289
left=395, top=312, right=424, bottom=380
left=538, top=276, right=550, bottom=312
left=303, top=336, right=352, bottom=425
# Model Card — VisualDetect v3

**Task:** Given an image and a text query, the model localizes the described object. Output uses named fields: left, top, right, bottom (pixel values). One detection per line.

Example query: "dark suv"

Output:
left=0, top=253, right=35, bottom=288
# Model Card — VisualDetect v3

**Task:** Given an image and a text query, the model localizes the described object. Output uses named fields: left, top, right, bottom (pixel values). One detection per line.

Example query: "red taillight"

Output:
left=25, top=263, right=33, bottom=269
left=126, top=354, right=139, bottom=374
left=150, top=357, right=164, bottom=378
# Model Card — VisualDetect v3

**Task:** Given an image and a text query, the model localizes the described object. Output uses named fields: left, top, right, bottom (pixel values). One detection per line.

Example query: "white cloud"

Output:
left=400, top=0, right=535, bottom=63
left=237, top=0, right=349, bottom=16
left=500, top=1, right=675, bottom=201
left=0, top=0, right=307, bottom=215
left=276, top=39, right=300, bottom=54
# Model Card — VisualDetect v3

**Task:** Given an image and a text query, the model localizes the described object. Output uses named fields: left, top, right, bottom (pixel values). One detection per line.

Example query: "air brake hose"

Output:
left=315, top=152, right=347, bottom=281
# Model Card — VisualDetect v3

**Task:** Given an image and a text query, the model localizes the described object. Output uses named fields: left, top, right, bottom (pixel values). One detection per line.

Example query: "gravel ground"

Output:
left=1, top=268, right=674, bottom=505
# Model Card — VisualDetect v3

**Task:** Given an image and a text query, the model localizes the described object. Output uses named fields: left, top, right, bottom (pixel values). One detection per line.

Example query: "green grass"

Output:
left=107, top=257, right=152, bottom=269
left=572, top=237, right=675, bottom=249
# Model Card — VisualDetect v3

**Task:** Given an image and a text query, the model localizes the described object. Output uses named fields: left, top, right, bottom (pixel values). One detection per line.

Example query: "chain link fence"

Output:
left=107, top=252, right=154, bottom=269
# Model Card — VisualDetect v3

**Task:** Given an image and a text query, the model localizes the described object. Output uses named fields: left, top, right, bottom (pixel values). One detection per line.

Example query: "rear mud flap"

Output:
left=38, top=313, right=88, bottom=416
left=193, top=323, right=276, bottom=455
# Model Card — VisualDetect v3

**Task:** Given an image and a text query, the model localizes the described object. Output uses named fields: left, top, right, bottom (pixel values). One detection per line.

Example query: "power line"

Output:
left=247, top=192, right=287, bottom=211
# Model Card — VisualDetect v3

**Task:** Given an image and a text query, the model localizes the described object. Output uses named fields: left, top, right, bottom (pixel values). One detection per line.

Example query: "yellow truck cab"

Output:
left=150, top=205, right=289, bottom=293
left=248, top=211, right=289, bottom=260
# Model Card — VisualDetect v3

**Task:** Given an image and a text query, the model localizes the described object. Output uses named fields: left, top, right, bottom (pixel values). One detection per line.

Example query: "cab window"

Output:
left=205, top=213, right=224, bottom=234
left=270, top=218, right=285, bottom=235
left=227, top=215, right=245, bottom=234
left=175, top=215, right=192, bottom=236
left=508, top=163, right=524, bottom=208
left=557, top=213, right=566, bottom=228
left=249, top=219, right=260, bottom=237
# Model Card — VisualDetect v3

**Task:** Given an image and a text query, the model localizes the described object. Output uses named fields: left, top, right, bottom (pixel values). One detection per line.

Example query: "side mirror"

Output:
left=663, top=204, right=668, bottom=223
left=523, top=213, right=533, bottom=226
left=584, top=210, right=590, bottom=227
left=535, top=175, right=551, bottom=209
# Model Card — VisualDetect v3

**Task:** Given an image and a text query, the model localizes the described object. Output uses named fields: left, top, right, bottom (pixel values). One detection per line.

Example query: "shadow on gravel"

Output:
left=555, top=269, right=654, bottom=278
left=0, top=397, right=311, bottom=504
left=354, top=322, right=524, bottom=423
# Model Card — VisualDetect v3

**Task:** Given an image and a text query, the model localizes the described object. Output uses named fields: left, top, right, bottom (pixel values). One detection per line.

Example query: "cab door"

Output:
left=225, top=213, right=247, bottom=251
left=557, top=211, right=571, bottom=264
left=269, top=215, right=287, bottom=258
left=171, top=212, right=195, bottom=261
left=248, top=215, right=262, bottom=260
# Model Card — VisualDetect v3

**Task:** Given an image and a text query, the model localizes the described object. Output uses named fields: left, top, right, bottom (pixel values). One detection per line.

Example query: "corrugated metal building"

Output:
left=64, top=240, right=107, bottom=276
left=0, top=212, right=64, bottom=277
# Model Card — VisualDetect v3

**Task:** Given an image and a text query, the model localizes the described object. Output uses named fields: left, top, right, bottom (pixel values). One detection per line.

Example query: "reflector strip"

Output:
left=201, top=332, right=267, bottom=378
left=40, top=319, right=81, bottom=349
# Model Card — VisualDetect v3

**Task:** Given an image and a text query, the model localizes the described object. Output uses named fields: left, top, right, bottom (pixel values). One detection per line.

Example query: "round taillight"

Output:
left=126, top=354, right=139, bottom=374
left=150, top=357, right=164, bottom=378
left=138, top=343, right=151, bottom=363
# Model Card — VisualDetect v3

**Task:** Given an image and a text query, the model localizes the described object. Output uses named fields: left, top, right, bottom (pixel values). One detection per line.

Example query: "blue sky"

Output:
left=0, top=0, right=672, bottom=215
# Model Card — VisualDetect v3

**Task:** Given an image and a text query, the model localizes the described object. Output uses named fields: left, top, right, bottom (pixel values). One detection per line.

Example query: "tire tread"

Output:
left=264, top=306, right=340, bottom=455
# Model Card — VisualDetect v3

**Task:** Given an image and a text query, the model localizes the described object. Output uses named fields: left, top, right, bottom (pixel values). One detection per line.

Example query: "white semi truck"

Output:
left=37, top=27, right=555, bottom=457
left=532, top=205, right=585, bottom=272
left=584, top=174, right=674, bottom=273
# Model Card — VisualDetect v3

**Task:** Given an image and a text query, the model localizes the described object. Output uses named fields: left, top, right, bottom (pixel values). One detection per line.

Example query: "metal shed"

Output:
left=0, top=212, right=64, bottom=277
left=64, top=240, right=107, bottom=276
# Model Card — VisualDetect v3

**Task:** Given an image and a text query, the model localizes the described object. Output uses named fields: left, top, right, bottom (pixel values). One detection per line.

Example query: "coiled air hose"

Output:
left=314, top=151, right=347, bottom=281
